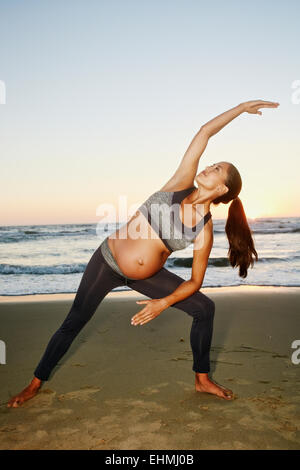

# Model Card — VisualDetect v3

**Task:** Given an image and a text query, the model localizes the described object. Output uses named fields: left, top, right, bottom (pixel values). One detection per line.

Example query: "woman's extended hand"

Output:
left=242, top=100, right=279, bottom=115
left=131, top=298, right=169, bottom=326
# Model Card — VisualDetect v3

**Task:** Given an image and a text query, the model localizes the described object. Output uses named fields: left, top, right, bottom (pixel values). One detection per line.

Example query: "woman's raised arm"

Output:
left=202, top=100, right=279, bottom=137
left=160, top=126, right=209, bottom=191
left=160, top=100, right=279, bottom=192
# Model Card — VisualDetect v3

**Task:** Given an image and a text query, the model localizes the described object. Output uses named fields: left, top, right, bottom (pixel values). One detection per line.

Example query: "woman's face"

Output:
left=195, top=161, right=230, bottom=193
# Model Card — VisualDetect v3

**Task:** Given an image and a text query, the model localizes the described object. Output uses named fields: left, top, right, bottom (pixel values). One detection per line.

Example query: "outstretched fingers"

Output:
left=251, top=100, right=279, bottom=106
left=259, top=102, right=279, bottom=108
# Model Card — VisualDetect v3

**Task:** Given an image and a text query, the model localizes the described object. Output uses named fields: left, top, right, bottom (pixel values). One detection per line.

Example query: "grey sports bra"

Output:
left=137, top=185, right=211, bottom=253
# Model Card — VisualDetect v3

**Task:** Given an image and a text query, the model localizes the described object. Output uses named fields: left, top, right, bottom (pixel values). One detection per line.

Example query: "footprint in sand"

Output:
left=104, top=397, right=168, bottom=413
left=35, top=430, right=49, bottom=440
left=170, top=357, right=190, bottom=362
left=55, top=427, right=82, bottom=436
left=24, top=388, right=56, bottom=409
left=238, top=415, right=264, bottom=431
left=140, top=382, right=169, bottom=396
left=225, top=378, right=251, bottom=385
left=57, top=386, right=102, bottom=402
left=234, top=378, right=252, bottom=385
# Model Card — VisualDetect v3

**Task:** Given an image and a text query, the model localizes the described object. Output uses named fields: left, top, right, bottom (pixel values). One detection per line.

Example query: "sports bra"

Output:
left=137, top=185, right=211, bottom=253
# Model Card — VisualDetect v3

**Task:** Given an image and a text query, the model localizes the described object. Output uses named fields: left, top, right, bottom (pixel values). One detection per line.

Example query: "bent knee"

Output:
left=207, top=297, right=215, bottom=316
left=193, top=296, right=215, bottom=321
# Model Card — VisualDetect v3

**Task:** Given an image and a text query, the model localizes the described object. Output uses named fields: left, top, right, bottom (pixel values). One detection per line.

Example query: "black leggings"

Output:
left=34, top=243, right=215, bottom=381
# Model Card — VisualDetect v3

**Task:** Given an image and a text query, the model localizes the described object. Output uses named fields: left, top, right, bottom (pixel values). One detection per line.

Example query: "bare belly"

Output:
left=107, top=210, right=171, bottom=279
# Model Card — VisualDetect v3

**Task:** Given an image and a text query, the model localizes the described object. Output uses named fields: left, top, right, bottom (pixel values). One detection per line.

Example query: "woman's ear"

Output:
left=217, top=184, right=229, bottom=196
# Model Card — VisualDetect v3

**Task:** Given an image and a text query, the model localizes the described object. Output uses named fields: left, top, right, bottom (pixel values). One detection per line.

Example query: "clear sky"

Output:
left=1, top=0, right=299, bottom=226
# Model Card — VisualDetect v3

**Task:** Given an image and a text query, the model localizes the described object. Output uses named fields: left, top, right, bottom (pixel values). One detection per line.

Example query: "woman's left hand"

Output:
left=131, top=299, right=169, bottom=326
left=242, top=99, right=279, bottom=115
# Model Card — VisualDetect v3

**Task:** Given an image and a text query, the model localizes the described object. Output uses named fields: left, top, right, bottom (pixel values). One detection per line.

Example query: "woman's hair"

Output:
left=212, top=162, right=258, bottom=278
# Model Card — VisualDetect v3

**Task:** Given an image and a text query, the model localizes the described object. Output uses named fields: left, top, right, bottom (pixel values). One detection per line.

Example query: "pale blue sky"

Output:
left=1, top=0, right=299, bottom=225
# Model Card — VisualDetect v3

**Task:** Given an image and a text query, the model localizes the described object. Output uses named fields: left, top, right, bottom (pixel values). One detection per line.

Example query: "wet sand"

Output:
left=0, top=286, right=299, bottom=450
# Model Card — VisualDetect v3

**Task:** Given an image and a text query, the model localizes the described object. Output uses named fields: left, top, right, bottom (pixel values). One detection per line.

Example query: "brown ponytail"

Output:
left=212, top=163, right=258, bottom=278
left=225, top=196, right=258, bottom=278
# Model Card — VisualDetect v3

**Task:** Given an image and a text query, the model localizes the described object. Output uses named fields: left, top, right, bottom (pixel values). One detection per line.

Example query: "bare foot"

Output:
left=195, top=373, right=233, bottom=400
left=7, top=377, right=42, bottom=408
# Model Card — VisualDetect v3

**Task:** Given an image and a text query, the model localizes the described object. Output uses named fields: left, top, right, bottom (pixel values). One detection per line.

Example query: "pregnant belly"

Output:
left=107, top=212, right=171, bottom=279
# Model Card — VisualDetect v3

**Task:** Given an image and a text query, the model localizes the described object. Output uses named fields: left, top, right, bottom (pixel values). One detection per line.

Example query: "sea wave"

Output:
left=166, top=255, right=298, bottom=268
left=0, top=263, right=87, bottom=275
left=1, top=255, right=297, bottom=275
left=0, top=229, right=97, bottom=243
left=1, top=226, right=300, bottom=243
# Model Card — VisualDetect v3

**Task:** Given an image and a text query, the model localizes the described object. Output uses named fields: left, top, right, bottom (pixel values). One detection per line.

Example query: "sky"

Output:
left=0, top=0, right=300, bottom=226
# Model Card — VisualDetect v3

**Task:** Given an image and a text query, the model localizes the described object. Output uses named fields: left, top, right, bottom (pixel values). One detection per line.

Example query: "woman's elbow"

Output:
left=199, top=125, right=210, bottom=137
left=190, top=278, right=203, bottom=292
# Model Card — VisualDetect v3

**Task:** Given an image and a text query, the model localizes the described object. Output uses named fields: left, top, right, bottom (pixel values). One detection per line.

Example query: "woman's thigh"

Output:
left=127, top=267, right=215, bottom=321
left=71, top=244, right=126, bottom=316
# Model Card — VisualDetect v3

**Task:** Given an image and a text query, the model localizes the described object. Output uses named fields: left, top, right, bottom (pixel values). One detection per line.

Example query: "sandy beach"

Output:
left=0, top=286, right=299, bottom=450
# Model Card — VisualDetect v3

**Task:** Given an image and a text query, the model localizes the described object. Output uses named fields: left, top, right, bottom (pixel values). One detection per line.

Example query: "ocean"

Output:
left=0, top=217, right=299, bottom=296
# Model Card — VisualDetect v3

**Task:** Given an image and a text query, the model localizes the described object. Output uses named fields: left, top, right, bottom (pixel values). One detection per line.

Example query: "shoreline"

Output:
left=1, top=285, right=300, bottom=303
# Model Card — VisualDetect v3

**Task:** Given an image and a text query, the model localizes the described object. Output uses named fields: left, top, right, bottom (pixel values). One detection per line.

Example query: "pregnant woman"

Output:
left=7, top=99, right=279, bottom=407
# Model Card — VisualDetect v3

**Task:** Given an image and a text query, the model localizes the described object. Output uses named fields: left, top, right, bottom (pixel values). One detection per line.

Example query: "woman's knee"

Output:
left=191, top=295, right=215, bottom=322
left=207, top=297, right=215, bottom=319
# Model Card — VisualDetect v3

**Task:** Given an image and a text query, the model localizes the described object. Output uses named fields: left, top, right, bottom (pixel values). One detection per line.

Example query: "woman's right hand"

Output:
left=242, top=100, right=280, bottom=115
